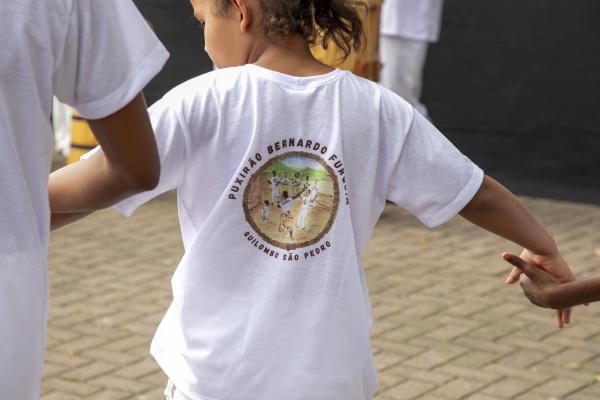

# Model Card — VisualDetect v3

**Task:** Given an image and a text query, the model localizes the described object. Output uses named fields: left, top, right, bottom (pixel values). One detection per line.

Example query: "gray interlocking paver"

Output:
left=43, top=193, right=600, bottom=399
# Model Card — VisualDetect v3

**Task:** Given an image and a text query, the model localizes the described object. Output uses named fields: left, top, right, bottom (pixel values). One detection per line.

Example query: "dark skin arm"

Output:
left=49, top=93, right=160, bottom=230
left=503, top=254, right=598, bottom=309
left=459, top=176, right=575, bottom=328
left=51, top=212, right=92, bottom=230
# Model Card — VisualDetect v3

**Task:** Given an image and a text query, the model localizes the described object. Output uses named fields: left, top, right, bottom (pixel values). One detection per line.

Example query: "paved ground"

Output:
left=43, top=192, right=600, bottom=399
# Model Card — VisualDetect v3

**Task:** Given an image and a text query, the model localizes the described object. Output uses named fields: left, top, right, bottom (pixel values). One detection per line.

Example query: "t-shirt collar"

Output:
left=244, top=64, right=347, bottom=89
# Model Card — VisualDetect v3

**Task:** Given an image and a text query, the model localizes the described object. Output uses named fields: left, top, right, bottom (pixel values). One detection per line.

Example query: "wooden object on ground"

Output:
left=311, top=0, right=382, bottom=81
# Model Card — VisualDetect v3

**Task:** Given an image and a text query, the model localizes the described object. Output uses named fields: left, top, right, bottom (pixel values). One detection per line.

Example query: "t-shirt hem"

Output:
left=75, top=41, right=169, bottom=119
left=154, top=351, right=222, bottom=400
left=419, top=164, right=484, bottom=228
left=114, top=198, right=137, bottom=218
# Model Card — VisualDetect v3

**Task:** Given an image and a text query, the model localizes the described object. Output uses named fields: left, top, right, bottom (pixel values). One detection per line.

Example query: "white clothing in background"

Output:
left=52, top=97, right=72, bottom=156
left=380, top=0, right=445, bottom=42
left=0, top=1, right=168, bottom=398
left=112, top=64, right=483, bottom=400
left=379, top=36, right=429, bottom=115
left=379, top=0, right=445, bottom=115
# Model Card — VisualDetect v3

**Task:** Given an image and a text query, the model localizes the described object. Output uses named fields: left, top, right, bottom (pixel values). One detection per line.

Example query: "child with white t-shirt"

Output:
left=49, top=1, right=577, bottom=399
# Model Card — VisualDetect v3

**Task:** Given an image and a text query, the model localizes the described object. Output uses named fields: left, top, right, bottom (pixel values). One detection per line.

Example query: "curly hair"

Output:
left=215, top=0, right=365, bottom=61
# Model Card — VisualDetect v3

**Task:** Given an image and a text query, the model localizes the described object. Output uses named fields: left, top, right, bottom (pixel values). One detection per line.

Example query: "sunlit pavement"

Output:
left=43, top=192, right=600, bottom=399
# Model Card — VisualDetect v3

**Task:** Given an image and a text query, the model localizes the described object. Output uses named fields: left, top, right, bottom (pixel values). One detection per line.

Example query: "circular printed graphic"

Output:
left=243, top=151, right=340, bottom=250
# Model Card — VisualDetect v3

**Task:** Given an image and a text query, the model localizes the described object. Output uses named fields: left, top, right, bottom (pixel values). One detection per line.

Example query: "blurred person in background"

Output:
left=0, top=1, right=168, bottom=398
left=52, top=98, right=72, bottom=157
left=379, top=0, right=444, bottom=116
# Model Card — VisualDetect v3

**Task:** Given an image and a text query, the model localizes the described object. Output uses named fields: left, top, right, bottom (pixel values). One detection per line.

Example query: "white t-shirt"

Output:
left=380, top=0, right=445, bottom=42
left=0, top=1, right=168, bottom=398
left=279, top=197, right=293, bottom=214
left=115, top=65, right=483, bottom=400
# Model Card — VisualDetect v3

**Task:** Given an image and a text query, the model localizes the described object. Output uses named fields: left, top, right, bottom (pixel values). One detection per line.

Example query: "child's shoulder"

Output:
left=342, top=72, right=415, bottom=122
left=162, top=67, right=249, bottom=101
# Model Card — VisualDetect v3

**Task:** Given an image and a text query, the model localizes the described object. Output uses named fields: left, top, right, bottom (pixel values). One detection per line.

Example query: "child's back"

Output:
left=116, top=63, right=483, bottom=400
left=52, top=1, right=574, bottom=399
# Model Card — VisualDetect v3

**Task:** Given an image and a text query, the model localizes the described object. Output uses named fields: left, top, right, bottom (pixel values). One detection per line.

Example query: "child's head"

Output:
left=189, top=0, right=364, bottom=68
left=272, top=170, right=277, bottom=176
left=264, top=200, right=270, bottom=205
left=282, top=191, right=289, bottom=198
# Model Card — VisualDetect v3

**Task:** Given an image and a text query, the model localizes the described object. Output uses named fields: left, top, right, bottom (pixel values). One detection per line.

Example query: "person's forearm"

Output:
left=459, top=176, right=557, bottom=255
left=549, top=276, right=600, bottom=308
left=51, top=212, right=92, bottom=231
left=49, top=93, right=159, bottom=214
left=49, top=151, right=154, bottom=213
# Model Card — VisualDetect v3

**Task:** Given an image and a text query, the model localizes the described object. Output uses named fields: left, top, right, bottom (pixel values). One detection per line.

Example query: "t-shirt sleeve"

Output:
left=112, top=95, right=190, bottom=217
left=387, top=110, right=484, bottom=228
left=53, top=0, right=169, bottom=119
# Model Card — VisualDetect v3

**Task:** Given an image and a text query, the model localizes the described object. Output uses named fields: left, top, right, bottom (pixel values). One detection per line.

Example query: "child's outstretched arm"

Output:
left=49, top=93, right=160, bottom=230
left=503, top=253, right=599, bottom=309
left=459, top=175, right=575, bottom=328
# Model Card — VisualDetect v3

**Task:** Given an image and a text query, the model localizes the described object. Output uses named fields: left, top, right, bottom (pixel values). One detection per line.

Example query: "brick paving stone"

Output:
left=41, top=392, right=83, bottom=400
left=452, top=351, right=502, bottom=369
left=371, top=339, right=429, bottom=358
left=532, top=377, right=592, bottom=398
left=88, top=375, right=152, bottom=394
left=387, top=365, right=453, bottom=385
left=427, top=378, right=489, bottom=399
left=480, top=377, right=541, bottom=398
left=42, top=377, right=101, bottom=397
left=136, top=388, right=173, bottom=400
left=544, top=348, right=595, bottom=367
left=377, top=372, right=407, bottom=393
left=43, top=195, right=600, bottom=399
left=481, top=364, right=548, bottom=384
left=114, top=359, right=159, bottom=380
left=496, top=350, right=549, bottom=369
left=62, top=361, right=118, bottom=382
left=464, top=395, right=505, bottom=400
left=378, top=379, right=436, bottom=400
left=403, top=348, right=467, bottom=370
left=87, top=390, right=131, bottom=400
left=432, top=365, right=502, bottom=385
left=514, top=395, right=558, bottom=400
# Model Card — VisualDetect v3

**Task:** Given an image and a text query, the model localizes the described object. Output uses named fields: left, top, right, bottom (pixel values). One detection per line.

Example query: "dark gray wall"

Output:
left=133, top=0, right=213, bottom=104
left=423, top=1, right=600, bottom=203
left=135, top=1, right=600, bottom=203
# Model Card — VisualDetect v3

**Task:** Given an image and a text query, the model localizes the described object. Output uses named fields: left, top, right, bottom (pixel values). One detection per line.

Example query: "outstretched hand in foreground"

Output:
left=502, top=252, right=600, bottom=328
left=502, top=250, right=575, bottom=328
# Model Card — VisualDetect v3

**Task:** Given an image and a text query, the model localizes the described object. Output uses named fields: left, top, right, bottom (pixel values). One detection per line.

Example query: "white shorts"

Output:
left=164, top=380, right=192, bottom=400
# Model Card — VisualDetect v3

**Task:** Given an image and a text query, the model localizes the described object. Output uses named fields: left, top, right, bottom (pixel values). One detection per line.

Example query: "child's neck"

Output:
left=249, top=35, right=334, bottom=77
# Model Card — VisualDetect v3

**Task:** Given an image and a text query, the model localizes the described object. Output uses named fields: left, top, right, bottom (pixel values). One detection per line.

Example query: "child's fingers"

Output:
left=502, top=253, right=535, bottom=276
left=505, top=266, right=522, bottom=284
left=555, top=310, right=564, bottom=329
left=501, top=253, right=523, bottom=284
left=562, top=308, right=571, bottom=325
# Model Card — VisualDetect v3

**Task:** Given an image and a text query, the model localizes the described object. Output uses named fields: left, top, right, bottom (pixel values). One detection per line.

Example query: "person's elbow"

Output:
left=109, top=150, right=160, bottom=193
left=121, top=156, right=161, bottom=192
